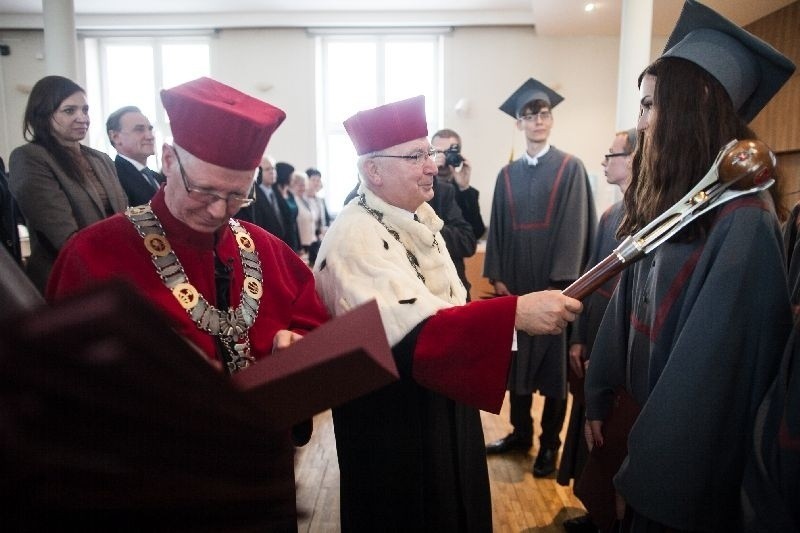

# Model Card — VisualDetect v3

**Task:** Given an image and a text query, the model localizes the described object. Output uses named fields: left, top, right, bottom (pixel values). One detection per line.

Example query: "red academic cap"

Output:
left=343, top=95, right=428, bottom=155
left=161, top=77, right=286, bottom=171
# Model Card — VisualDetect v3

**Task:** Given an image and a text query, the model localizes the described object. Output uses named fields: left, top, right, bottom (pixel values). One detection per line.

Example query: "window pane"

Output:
left=326, top=133, right=360, bottom=210
left=325, top=41, right=376, bottom=127
left=161, top=43, right=210, bottom=90
left=105, top=45, right=156, bottom=119
left=320, top=35, right=439, bottom=215
left=384, top=41, right=436, bottom=104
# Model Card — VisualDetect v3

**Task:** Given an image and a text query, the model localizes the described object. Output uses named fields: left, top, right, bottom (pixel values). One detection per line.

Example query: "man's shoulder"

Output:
left=548, top=146, right=586, bottom=168
left=114, top=155, right=138, bottom=174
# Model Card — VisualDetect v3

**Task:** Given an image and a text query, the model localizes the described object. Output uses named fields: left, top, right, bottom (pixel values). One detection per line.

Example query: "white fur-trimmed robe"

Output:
left=314, top=186, right=467, bottom=346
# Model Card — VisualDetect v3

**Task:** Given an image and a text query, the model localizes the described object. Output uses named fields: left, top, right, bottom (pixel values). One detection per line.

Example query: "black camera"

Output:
left=444, top=143, right=464, bottom=167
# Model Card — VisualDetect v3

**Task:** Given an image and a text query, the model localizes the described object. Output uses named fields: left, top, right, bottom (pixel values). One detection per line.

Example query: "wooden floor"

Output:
left=295, top=392, right=586, bottom=532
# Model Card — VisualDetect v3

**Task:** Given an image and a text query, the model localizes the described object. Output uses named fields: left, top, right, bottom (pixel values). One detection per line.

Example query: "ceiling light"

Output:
left=584, top=3, right=596, bottom=12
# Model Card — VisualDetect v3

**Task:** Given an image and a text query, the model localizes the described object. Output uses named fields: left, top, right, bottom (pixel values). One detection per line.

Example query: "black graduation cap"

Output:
left=499, top=77, right=564, bottom=118
left=661, top=0, right=795, bottom=123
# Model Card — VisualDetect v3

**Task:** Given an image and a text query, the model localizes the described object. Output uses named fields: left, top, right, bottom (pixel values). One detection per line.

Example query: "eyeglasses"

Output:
left=371, top=148, right=441, bottom=165
left=519, top=111, right=552, bottom=122
left=174, top=149, right=255, bottom=209
left=603, top=152, right=630, bottom=162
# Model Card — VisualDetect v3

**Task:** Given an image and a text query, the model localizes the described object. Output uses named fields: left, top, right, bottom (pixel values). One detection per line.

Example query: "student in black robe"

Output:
left=584, top=2, right=795, bottom=531
left=559, top=128, right=636, bottom=533
left=484, top=78, right=596, bottom=478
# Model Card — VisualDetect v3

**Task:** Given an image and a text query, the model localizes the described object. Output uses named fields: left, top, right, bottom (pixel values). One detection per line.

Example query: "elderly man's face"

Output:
left=112, top=111, right=155, bottom=164
left=162, top=144, right=255, bottom=233
left=367, top=138, right=438, bottom=212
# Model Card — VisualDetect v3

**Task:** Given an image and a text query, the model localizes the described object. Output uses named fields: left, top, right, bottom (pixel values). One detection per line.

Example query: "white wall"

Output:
left=0, top=30, right=48, bottom=166
left=0, top=26, right=665, bottom=215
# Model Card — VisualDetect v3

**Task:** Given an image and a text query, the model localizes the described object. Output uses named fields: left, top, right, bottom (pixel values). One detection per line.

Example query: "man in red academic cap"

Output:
left=313, top=95, right=582, bottom=532
left=46, top=77, right=329, bottom=529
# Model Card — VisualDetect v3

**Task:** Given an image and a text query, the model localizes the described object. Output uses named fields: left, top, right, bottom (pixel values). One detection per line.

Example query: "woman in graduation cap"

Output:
left=584, top=1, right=796, bottom=531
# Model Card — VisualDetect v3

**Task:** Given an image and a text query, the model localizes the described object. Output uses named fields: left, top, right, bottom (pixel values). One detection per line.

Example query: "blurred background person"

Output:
left=431, top=128, right=485, bottom=240
left=291, top=171, right=315, bottom=260
left=8, top=75, right=126, bottom=291
left=305, top=167, right=330, bottom=266
left=106, top=105, right=162, bottom=206
left=275, top=161, right=300, bottom=252
left=235, top=155, right=287, bottom=242
left=558, top=128, right=636, bottom=533
left=0, top=156, right=22, bottom=264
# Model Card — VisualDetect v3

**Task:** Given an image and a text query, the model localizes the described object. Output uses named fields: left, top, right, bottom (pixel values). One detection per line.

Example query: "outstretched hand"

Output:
left=514, top=290, right=581, bottom=336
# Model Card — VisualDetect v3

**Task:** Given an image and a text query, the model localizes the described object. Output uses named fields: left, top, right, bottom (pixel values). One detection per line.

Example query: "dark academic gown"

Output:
left=740, top=203, right=800, bottom=532
left=333, top=298, right=516, bottom=533
left=742, top=320, right=800, bottom=533
left=558, top=201, right=624, bottom=487
left=114, top=155, right=163, bottom=207
left=585, top=194, right=791, bottom=532
left=429, top=176, right=477, bottom=296
left=783, top=202, right=800, bottom=310
left=484, top=147, right=596, bottom=398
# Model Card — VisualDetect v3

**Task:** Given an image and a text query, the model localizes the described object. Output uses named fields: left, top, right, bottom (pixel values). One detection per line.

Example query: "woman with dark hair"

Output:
left=584, top=1, right=795, bottom=531
left=273, top=161, right=300, bottom=252
left=8, top=75, right=126, bottom=291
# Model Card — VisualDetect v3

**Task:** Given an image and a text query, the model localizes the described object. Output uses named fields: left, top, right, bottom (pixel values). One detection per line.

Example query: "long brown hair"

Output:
left=618, top=57, right=783, bottom=240
left=23, top=75, right=87, bottom=183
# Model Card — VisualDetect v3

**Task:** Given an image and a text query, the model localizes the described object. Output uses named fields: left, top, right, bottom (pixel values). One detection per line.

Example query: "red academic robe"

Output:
left=47, top=189, right=329, bottom=365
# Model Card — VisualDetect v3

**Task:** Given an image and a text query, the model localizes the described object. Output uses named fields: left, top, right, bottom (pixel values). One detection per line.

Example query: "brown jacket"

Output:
left=9, top=142, right=127, bottom=291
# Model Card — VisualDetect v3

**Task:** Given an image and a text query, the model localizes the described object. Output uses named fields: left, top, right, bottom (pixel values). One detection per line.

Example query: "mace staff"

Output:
left=563, top=138, right=776, bottom=301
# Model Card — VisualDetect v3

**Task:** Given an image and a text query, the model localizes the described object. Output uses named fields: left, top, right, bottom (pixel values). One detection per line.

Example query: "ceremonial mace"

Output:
left=563, top=138, right=777, bottom=300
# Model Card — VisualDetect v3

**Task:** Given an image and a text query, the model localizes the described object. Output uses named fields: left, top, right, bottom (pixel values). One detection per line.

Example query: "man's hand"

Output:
left=273, top=329, right=303, bottom=352
left=452, top=158, right=471, bottom=190
left=514, top=290, right=581, bottom=336
left=493, top=280, right=511, bottom=296
left=569, top=343, right=587, bottom=378
left=586, top=419, right=604, bottom=450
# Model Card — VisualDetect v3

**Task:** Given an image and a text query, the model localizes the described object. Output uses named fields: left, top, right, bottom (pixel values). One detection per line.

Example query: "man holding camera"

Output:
left=430, top=129, right=486, bottom=299
left=432, top=129, right=486, bottom=241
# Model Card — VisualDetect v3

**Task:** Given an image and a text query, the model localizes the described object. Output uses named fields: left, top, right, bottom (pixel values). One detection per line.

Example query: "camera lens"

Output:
left=444, top=144, right=464, bottom=167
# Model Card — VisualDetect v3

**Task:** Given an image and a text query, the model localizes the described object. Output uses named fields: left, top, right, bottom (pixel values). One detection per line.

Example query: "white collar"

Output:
left=524, top=144, right=551, bottom=166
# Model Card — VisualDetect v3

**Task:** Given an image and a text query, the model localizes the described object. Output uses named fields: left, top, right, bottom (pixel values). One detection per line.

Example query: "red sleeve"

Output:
left=412, top=295, right=517, bottom=414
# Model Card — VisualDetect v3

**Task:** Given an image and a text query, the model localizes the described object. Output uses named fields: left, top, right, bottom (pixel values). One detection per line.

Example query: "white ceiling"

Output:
left=0, top=0, right=794, bottom=36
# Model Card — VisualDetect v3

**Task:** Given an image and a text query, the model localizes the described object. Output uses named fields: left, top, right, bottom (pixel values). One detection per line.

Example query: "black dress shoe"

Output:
left=485, top=433, right=533, bottom=455
left=532, top=447, right=557, bottom=477
left=562, top=514, right=597, bottom=533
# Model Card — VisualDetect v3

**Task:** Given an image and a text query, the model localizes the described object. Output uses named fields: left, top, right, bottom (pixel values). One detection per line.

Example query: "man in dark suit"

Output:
left=235, top=156, right=287, bottom=242
left=106, top=106, right=163, bottom=206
